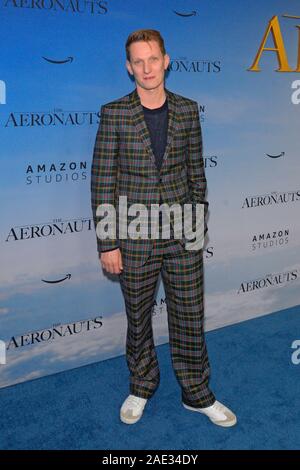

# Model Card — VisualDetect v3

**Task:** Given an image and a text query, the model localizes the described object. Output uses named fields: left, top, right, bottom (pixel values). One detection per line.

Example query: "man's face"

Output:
left=126, top=40, right=170, bottom=91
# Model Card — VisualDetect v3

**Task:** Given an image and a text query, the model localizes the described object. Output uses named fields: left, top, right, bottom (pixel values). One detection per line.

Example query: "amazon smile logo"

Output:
left=42, top=274, right=71, bottom=284
left=266, top=151, right=285, bottom=158
left=42, top=56, right=73, bottom=64
left=173, top=10, right=197, bottom=17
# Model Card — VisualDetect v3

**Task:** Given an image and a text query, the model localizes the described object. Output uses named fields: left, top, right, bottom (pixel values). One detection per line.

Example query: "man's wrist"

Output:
left=101, top=246, right=119, bottom=253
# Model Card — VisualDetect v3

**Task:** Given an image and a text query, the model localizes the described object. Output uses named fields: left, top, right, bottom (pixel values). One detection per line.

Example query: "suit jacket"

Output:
left=91, top=86, right=208, bottom=267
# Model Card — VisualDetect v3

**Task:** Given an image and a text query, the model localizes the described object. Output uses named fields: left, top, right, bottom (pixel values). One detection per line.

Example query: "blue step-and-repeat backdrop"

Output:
left=1, top=0, right=300, bottom=388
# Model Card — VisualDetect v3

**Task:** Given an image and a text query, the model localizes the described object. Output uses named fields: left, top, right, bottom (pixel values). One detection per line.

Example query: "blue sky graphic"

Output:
left=1, top=0, right=300, bottom=387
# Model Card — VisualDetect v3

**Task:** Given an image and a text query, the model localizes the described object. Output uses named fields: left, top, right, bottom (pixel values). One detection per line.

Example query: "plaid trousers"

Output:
left=119, top=236, right=216, bottom=408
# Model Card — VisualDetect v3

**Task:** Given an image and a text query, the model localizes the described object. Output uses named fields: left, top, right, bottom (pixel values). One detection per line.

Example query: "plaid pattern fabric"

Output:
left=91, top=87, right=214, bottom=406
left=91, top=86, right=208, bottom=267
left=119, top=236, right=215, bottom=407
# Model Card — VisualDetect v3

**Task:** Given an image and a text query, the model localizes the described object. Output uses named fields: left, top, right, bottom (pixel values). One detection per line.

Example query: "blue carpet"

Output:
left=1, top=305, right=300, bottom=450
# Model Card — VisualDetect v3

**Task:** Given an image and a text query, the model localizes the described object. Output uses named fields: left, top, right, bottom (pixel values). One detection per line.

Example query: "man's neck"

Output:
left=136, top=85, right=166, bottom=109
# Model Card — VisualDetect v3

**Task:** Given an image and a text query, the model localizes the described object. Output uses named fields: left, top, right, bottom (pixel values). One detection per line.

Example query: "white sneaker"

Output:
left=183, top=400, right=237, bottom=427
left=120, top=394, right=148, bottom=424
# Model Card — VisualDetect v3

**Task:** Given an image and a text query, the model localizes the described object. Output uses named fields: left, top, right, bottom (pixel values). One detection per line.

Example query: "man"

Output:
left=91, top=29, right=236, bottom=427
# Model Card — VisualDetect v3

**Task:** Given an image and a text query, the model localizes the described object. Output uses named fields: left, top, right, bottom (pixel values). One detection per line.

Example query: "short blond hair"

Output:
left=125, top=29, right=166, bottom=61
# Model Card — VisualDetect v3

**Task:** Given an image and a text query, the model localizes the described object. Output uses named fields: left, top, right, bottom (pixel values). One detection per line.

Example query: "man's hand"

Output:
left=100, top=248, right=123, bottom=274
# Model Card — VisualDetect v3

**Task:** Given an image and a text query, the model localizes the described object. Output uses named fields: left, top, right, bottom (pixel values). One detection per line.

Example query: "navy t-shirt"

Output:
left=142, top=97, right=168, bottom=171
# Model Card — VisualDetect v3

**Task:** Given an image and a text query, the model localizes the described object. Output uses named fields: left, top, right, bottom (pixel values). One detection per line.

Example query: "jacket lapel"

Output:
left=128, top=86, right=178, bottom=170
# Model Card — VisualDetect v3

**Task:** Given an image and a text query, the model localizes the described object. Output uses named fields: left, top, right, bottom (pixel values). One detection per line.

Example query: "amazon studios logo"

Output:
left=251, top=229, right=289, bottom=251
left=152, top=298, right=168, bottom=318
left=168, top=57, right=220, bottom=73
left=25, top=161, right=87, bottom=185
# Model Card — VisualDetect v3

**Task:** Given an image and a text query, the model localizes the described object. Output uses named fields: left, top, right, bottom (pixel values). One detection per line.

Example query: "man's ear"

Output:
left=164, top=53, right=170, bottom=70
left=126, top=60, right=133, bottom=76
